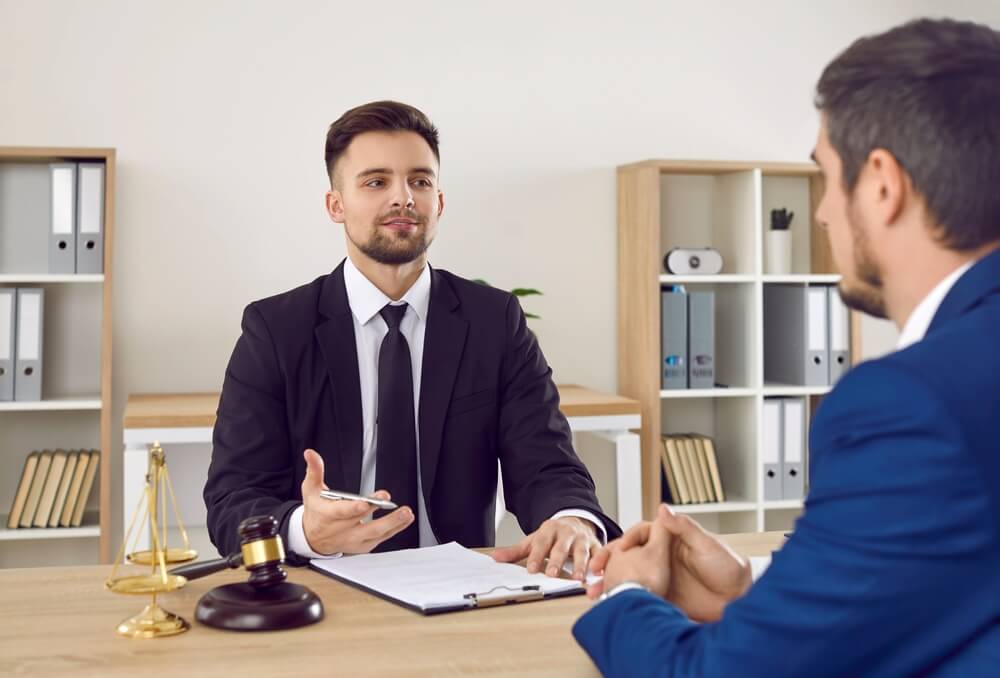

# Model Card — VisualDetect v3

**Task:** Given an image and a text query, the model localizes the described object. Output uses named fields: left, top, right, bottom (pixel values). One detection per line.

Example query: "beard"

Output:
left=837, top=202, right=888, bottom=319
left=348, top=209, right=432, bottom=265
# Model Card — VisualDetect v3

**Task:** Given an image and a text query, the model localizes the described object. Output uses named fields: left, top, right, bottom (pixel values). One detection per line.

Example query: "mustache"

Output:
left=377, top=209, right=426, bottom=225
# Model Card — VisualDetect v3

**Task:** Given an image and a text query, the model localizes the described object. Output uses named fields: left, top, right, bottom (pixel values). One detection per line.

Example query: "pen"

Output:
left=318, top=489, right=398, bottom=511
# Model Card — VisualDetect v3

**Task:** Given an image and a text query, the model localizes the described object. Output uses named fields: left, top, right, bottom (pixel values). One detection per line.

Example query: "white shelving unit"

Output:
left=0, top=147, right=115, bottom=567
left=618, top=160, right=861, bottom=533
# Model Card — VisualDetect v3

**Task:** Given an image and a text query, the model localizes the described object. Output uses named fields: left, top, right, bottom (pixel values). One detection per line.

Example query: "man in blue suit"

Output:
left=574, top=17, right=1000, bottom=677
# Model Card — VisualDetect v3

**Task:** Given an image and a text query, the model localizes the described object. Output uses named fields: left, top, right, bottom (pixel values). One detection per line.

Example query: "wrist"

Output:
left=599, top=580, right=649, bottom=602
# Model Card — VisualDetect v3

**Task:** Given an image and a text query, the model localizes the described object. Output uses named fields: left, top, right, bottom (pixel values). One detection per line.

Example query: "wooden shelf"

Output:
left=660, top=387, right=756, bottom=399
left=762, top=385, right=832, bottom=397
left=0, top=397, right=103, bottom=412
left=0, top=274, right=104, bottom=284
left=671, top=501, right=758, bottom=515
left=0, top=513, right=100, bottom=541
left=762, top=274, right=841, bottom=284
left=763, top=500, right=804, bottom=510
left=659, top=274, right=755, bottom=284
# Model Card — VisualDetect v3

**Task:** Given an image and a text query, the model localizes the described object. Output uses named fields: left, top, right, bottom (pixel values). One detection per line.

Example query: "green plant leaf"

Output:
left=524, top=312, right=541, bottom=319
left=511, top=287, right=543, bottom=297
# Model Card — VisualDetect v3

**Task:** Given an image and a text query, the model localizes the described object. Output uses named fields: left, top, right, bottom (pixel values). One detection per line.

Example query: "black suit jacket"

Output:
left=204, top=261, right=620, bottom=559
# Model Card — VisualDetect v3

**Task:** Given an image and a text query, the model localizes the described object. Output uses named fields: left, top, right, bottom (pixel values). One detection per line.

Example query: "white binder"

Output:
left=806, top=286, right=829, bottom=386
left=762, top=399, right=783, bottom=501
left=76, top=163, right=105, bottom=274
left=14, top=288, right=44, bottom=401
left=49, top=163, right=77, bottom=274
left=0, top=288, right=14, bottom=401
left=827, top=286, right=851, bottom=384
left=781, top=398, right=805, bottom=500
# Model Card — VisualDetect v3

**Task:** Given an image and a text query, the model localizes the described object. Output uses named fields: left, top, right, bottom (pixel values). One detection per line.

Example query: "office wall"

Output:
left=2, top=0, right=995, bottom=542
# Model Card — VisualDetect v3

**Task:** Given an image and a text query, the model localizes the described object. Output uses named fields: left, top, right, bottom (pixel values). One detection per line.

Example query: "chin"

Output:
left=838, top=281, right=888, bottom=320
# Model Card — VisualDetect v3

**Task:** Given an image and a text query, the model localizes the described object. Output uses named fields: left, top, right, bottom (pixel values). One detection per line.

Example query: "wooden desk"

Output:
left=122, top=386, right=643, bottom=552
left=0, top=533, right=784, bottom=676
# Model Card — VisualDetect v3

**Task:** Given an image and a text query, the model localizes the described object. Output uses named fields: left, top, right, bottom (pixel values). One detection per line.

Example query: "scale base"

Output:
left=116, top=602, right=189, bottom=639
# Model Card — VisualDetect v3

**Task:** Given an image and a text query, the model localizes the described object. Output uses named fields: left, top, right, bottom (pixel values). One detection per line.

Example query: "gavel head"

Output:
left=238, top=515, right=288, bottom=590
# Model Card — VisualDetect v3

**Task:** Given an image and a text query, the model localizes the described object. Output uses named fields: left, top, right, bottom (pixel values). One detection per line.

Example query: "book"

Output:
left=33, top=449, right=68, bottom=527
left=679, top=437, right=707, bottom=503
left=659, top=438, right=680, bottom=504
left=7, top=452, right=40, bottom=529
left=71, top=449, right=99, bottom=527
left=20, top=450, right=53, bottom=527
left=663, top=437, right=691, bottom=504
left=698, top=435, right=726, bottom=503
left=688, top=435, right=717, bottom=503
left=49, top=450, right=79, bottom=527
left=60, top=450, right=90, bottom=527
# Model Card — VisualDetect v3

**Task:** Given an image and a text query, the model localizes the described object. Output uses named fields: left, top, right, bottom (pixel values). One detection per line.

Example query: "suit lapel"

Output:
left=418, top=269, right=468, bottom=507
left=315, top=263, right=364, bottom=492
left=927, top=248, right=1000, bottom=336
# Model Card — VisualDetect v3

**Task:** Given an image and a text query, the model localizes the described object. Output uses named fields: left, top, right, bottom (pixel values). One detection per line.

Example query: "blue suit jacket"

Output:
left=574, top=249, right=1000, bottom=677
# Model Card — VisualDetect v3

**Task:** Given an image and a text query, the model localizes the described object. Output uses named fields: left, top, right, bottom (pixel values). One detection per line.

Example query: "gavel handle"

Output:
left=170, top=552, right=244, bottom=580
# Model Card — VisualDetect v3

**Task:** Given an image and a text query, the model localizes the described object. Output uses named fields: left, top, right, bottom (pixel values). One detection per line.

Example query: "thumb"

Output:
left=301, top=448, right=327, bottom=496
left=659, top=504, right=726, bottom=554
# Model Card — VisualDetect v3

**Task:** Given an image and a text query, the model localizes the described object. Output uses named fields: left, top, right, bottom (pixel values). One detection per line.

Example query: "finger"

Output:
left=586, top=580, right=605, bottom=599
left=545, top=532, right=574, bottom=578
left=618, top=521, right=652, bottom=551
left=492, top=536, right=531, bottom=563
left=356, top=507, right=414, bottom=547
left=660, top=506, right=725, bottom=551
left=571, top=537, right=592, bottom=581
left=370, top=489, right=392, bottom=501
left=526, top=527, right=556, bottom=574
left=301, top=449, right=327, bottom=496
left=589, top=545, right=614, bottom=574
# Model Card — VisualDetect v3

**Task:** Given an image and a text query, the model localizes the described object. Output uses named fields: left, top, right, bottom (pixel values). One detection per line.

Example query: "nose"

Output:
left=391, top=182, right=415, bottom=210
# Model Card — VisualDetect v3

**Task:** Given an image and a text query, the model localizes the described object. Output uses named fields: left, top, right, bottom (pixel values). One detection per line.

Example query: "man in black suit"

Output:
left=205, top=100, right=620, bottom=574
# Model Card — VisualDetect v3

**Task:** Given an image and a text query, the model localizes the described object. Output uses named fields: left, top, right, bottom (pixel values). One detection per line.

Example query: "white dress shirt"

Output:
left=896, top=261, right=974, bottom=350
left=290, top=258, right=603, bottom=557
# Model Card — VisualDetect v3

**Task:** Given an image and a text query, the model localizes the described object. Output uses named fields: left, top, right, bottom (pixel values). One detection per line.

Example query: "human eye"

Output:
left=364, top=178, right=385, bottom=188
left=412, top=177, right=432, bottom=188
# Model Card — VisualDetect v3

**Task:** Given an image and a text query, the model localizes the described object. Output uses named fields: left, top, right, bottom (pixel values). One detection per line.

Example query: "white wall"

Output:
left=2, top=0, right=996, bottom=542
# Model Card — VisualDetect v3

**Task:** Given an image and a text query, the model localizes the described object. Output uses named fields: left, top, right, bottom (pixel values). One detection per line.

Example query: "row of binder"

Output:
left=762, top=398, right=806, bottom=501
left=48, top=162, right=106, bottom=275
left=659, top=434, right=726, bottom=504
left=764, top=284, right=851, bottom=387
left=0, top=288, right=44, bottom=401
left=7, top=449, right=100, bottom=529
left=660, top=287, right=715, bottom=389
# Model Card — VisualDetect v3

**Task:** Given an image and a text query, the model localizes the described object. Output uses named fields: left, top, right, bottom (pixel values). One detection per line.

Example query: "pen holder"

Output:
left=765, top=229, right=792, bottom=275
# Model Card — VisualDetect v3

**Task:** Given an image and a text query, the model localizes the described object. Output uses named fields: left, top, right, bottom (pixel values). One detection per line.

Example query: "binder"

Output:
left=781, top=399, right=806, bottom=500
left=763, top=284, right=829, bottom=386
left=661, top=286, right=688, bottom=389
left=20, top=450, right=53, bottom=527
left=688, top=291, right=715, bottom=389
left=664, top=437, right=692, bottom=504
left=698, top=435, right=726, bottom=503
left=762, top=400, right=783, bottom=501
left=7, top=451, right=40, bottom=529
left=659, top=438, right=680, bottom=504
left=49, top=450, right=79, bottom=527
left=75, top=163, right=105, bottom=274
left=310, top=541, right=586, bottom=615
left=14, top=288, right=44, bottom=401
left=0, top=288, right=14, bottom=401
left=60, top=450, right=90, bottom=527
left=71, top=450, right=100, bottom=527
left=827, top=286, right=851, bottom=384
left=33, top=449, right=68, bottom=527
left=49, top=163, right=77, bottom=274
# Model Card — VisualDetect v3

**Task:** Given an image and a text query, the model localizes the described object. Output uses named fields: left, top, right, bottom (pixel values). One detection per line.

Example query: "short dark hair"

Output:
left=816, top=18, right=1000, bottom=250
left=324, top=100, right=440, bottom=185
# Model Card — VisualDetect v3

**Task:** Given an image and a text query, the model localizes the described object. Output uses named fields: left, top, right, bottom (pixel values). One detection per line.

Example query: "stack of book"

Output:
left=6, top=449, right=100, bottom=529
left=660, top=434, right=725, bottom=504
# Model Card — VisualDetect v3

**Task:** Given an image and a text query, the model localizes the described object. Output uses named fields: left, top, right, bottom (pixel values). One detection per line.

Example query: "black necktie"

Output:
left=373, top=303, right=420, bottom=551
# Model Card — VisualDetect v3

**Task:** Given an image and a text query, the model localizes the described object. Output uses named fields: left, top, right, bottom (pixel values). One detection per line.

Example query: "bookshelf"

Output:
left=618, top=159, right=860, bottom=533
left=0, top=147, right=115, bottom=566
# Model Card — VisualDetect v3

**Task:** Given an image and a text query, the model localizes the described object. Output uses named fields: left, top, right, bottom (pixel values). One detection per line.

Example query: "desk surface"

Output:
left=122, top=385, right=641, bottom=429
left=0, top=532, right=783, bottom=677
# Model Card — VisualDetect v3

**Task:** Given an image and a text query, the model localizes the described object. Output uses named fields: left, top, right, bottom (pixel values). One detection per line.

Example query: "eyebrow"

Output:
left=356, top=166, right=437, bottom=179
left=810, top=150, right=818, bottom=163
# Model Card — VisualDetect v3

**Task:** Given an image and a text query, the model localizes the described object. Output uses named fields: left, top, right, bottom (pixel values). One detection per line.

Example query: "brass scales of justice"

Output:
left=105, top=442, right=197, bottom=638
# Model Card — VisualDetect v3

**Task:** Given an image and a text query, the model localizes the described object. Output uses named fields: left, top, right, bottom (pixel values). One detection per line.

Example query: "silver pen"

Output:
left=318, top=489, right=398, bottom=510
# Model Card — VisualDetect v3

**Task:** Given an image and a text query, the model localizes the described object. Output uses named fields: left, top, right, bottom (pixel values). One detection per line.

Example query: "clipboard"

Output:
left=308, top=542, right=586, bottom=615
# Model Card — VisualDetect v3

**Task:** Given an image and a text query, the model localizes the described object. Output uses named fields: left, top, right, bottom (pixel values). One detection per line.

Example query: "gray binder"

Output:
left=763, top=285, right=829, bottom=386
left=688, top=291, right=715, bottom=389
left=780, top=398, right=806, bottom=500
left=827, top=286, right=851, bottom=384
left=0, top=288, right=15, bottom=401
left=75, top=163, right=105, bottom=274
left=762, top=399, right=783, bottom=501
left=49, top=163, right=77, bottom=274
left=661, top=286, right=688, bottom=389
left=14, top=288, right=44, bottom=401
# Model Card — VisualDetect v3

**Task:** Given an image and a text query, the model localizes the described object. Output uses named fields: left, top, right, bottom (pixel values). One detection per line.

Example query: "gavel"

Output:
left=170, top=515, right=323, bottom=631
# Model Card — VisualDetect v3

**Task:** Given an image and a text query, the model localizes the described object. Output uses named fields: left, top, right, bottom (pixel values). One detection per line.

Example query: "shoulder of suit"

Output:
left=244, top=273, right=328, bottom=319
left=433, top=268, right=515, bottom=307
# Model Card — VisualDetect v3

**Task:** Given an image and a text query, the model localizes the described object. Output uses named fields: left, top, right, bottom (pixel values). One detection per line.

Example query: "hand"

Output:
left=598, top=517, right=673, bottom=597
left=300, top=449, right=415, bottom=555
left=491, top=516, right=602, bottom=581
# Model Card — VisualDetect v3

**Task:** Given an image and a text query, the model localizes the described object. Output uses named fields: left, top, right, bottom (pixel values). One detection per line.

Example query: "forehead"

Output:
left=340, top=130, right=438, bottom=173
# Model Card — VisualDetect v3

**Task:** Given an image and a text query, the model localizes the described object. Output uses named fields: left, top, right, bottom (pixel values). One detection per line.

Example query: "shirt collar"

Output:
left=343, top=256, right=431, bottom=326
left=896, top=261, right=975, bottom=350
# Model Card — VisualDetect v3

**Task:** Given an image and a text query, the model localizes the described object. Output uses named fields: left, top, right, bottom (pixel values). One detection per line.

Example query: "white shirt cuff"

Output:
left=601, top=581, right=648, bottom=601
left=749, top=555, right=771, bottom=581
left=551, top=509, right=607, bottom=544
left=288, top=504, right=343, bottom=559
